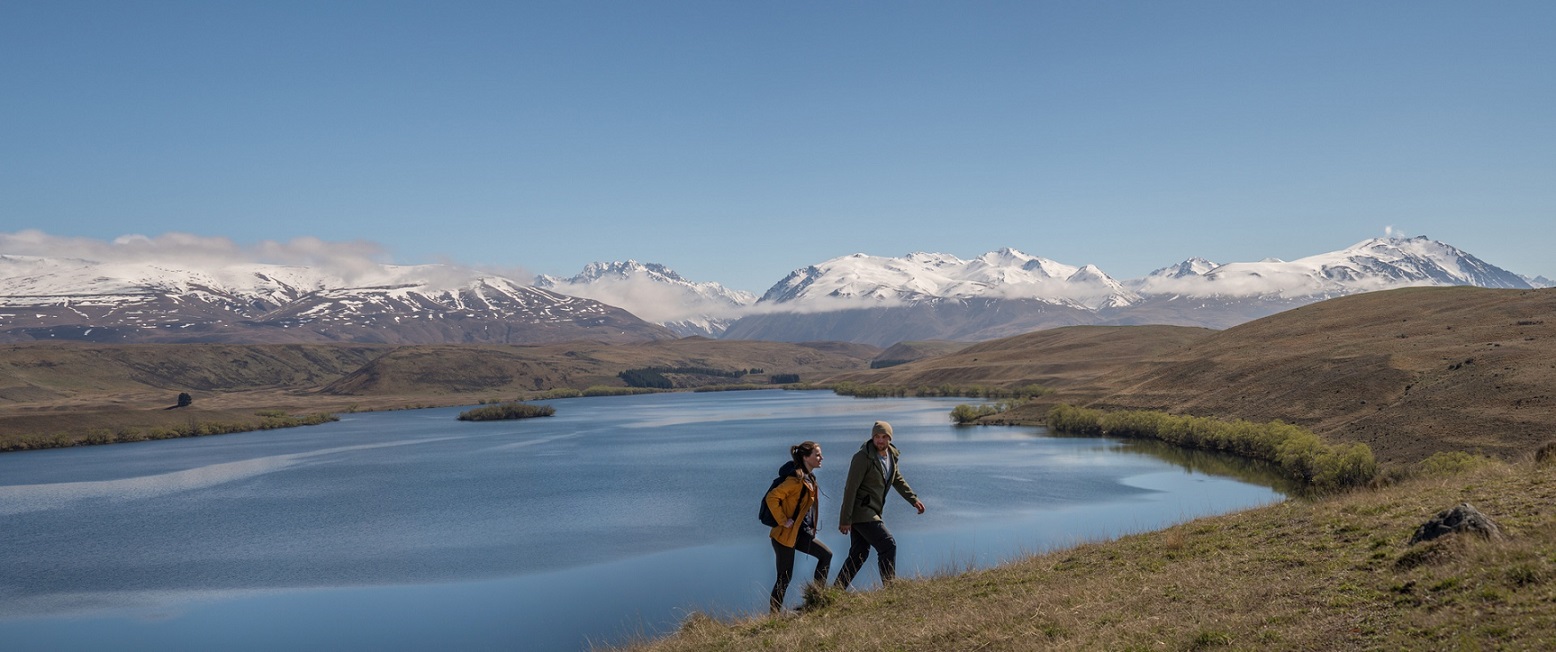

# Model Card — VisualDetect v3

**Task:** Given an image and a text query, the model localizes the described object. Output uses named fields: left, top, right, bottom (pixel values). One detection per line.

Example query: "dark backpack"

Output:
left=759, top=474, right=808, bottom=527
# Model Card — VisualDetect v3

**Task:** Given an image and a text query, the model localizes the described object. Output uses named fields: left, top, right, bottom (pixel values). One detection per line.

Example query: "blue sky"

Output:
left=3, top=1, right=1552, bottom=292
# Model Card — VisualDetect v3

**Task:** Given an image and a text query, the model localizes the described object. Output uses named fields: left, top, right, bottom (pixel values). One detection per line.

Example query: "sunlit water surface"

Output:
left=0, top=390, right=1284, bottom=651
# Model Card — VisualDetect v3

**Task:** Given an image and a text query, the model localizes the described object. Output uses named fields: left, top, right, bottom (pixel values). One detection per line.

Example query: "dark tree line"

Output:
left=618, top=366, right=766, bottom=388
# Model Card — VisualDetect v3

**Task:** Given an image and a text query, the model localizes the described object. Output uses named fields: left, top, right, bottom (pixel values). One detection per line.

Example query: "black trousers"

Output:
left=833, top=520, right=897, bottom=589
left=770, top=530, right=832, bottom=613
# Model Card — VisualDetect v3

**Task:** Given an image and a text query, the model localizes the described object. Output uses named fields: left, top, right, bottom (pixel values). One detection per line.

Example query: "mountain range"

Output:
left=722, top=236, right=1543, bottom=344
left=0, top=256, right=674, bottom=345
left=0, top=236, right=1545, bottom=347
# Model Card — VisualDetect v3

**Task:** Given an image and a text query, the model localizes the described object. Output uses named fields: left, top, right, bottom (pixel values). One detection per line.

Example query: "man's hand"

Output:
left=913, top=500, right=926, bottom=515
left=839, top=524, right=852, bottom=535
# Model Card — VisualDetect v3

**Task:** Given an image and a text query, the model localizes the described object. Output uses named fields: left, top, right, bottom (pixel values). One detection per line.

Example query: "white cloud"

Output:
left=544, top=277, right=747, bottom=323
left=0, top=230, right=518, bottom=288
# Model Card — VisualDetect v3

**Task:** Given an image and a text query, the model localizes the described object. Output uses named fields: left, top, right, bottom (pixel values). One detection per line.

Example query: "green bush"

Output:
left=951, top=404, right=996, bottom=423
left=532, top=388, right=584, bottom=400
left=951, top=401, right=1024, bottom=424
left=1417, top=451, right=1493, bottom=476
left=457, top=403, right=556, bottom=421
left=1047, top=404, right=1377, bottom=491
left=581, top=386, right=661, bottom=397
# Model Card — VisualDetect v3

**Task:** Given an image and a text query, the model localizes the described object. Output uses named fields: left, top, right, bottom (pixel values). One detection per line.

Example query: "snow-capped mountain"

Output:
left=535, top=260, right=756, bottom=337
left=1139, top=257, right=1220, bottom=282
left=1522, top=274, right=1554, bottom=289
left=759, top=248, right=1138, bottom=311
left=1135, top=236, right=1530, bottom=298
left=1, top=235, right=1538, bottom=348
left=0, top=255, right=675, bottom=344
left=724, top=249, right=1136, bottom=344
left=722, top=236, right=1539, bottom=345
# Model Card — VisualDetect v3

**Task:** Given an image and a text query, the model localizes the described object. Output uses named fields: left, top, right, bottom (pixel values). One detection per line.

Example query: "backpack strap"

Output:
left=789, top=478, right=810, bottom=523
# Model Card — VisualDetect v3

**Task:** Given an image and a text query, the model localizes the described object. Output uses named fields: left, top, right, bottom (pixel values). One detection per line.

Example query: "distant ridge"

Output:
left=0, top=256, right=675, bottom=345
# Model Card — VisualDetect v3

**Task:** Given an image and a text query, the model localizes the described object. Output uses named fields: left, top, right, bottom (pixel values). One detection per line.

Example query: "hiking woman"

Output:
left=765, top=440, right=832, bottom=613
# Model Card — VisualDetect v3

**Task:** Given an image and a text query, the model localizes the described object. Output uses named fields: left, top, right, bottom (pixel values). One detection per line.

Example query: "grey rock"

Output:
left=1408, top=503, right=1503, bottom=545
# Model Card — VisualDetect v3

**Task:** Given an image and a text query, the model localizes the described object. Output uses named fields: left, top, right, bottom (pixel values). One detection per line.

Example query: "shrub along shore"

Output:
left=1046, top=404, right=1379, bottom=492
left=0, top=411, right=339, bottom=452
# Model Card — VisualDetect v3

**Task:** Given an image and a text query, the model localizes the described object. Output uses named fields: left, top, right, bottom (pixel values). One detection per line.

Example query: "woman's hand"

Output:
left=784, top=519, right=795, bottom=528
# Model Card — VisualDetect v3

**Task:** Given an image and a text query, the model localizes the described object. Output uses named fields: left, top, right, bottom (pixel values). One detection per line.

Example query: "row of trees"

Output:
left=618, top=366, right=767, bottom=389
left=1046, top=404, right=1378, bottom=491
left=831, top=381, right=1051, bottom=400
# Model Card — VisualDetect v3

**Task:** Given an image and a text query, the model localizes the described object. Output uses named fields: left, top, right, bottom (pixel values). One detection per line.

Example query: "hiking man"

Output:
left=833, top=420, right=925, bottom=589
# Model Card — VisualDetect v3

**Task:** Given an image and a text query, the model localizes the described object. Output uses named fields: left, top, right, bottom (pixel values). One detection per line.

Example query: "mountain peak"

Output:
left=756, top=250, right=1135, bottom=309
left=1146, top=257, right=1220, bottom=280
left=536, top=260, right=756, bottom=338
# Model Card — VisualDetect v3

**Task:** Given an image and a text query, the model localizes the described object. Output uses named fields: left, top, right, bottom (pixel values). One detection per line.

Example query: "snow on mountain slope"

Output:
left=534, top=260, right=756, bottom=337
left=0, top=255, right=674, bottom=344
left=758, top=248, right=1139, bottom=310
left=1135, top=236, right=1530, bottom=298
left=1, top=236, right=1537, bottom=347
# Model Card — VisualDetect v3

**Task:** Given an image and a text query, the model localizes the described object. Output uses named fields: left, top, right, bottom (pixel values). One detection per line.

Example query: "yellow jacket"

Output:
left=766, top=474, right=819, bottom=548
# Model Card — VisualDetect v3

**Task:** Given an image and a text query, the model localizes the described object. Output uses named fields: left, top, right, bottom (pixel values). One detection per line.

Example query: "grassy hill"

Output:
left=831, top=287, right=1556, bottom=465
left=830, top=324, right=1214, bottom=391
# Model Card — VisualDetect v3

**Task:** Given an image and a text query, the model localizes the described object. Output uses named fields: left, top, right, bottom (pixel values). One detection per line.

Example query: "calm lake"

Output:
left=0, top=390, right=1285, bottom=651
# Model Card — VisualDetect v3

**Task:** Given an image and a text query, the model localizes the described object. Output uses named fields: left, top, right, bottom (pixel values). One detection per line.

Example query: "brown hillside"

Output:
left=0, top=339, right=877, bottom=448
left=1001, top=287, right=1556, bottom=465
left=827, top=325, right=1215, bottom=391
left=322, top=339, right=878, bottom=396
left=0, top=343, right=389, bottom=407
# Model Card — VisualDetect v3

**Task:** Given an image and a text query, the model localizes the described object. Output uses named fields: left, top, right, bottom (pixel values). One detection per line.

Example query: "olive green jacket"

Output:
left=838, top=439, right=919, bottom=526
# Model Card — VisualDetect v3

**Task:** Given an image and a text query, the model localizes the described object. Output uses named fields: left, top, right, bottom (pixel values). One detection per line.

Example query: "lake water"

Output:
left=0, top=390, right=1284, bottom=651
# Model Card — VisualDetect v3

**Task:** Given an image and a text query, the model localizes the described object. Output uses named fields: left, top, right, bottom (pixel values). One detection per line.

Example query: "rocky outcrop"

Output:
left=1408, top=503, right=1503, bottom=545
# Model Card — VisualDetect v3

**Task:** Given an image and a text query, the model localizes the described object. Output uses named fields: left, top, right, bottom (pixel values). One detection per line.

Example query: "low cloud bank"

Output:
left=541, top=276, right=757, bottom=324
left=0, top=230, right=531, bottom=290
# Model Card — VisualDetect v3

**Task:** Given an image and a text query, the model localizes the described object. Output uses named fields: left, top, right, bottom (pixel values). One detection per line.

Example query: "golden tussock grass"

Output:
left=621, top=456, right=1556, bottom=651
